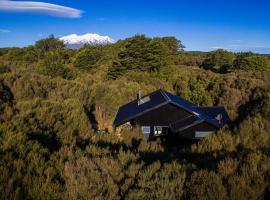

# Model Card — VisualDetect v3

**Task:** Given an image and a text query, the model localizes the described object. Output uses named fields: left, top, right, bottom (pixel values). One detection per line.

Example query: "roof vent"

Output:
left=137, top=90, right=142, bottom=100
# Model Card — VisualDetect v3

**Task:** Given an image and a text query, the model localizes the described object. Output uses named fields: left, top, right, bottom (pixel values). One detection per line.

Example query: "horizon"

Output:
left=1, top=0, right=270, bottom=53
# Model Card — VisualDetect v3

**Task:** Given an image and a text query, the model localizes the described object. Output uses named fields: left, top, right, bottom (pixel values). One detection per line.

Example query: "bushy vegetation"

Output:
left=0, top=35, right=270, bottom=200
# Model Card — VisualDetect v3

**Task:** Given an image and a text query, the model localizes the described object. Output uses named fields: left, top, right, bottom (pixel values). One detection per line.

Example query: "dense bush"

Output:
left=202, top=49, right=235, bottom=73
left=38, top=51, right=74, bottom=79
left=0, top=35, right=270, bottom=199
left=107, top=35, right=183, bottom=79
left=234, top=52, right=270, bottom=71
left=73, top=45, right=105, bottom=70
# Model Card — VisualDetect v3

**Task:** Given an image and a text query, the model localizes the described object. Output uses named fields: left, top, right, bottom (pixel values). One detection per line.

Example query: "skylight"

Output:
left=138, top=96, right=150, bottom=105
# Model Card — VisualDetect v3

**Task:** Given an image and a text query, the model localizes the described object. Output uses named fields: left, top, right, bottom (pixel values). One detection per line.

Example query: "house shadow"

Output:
left=84, top=105, right=99, bottom=132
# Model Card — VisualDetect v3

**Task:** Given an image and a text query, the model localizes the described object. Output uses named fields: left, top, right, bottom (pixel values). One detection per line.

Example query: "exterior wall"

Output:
left=135, top=104, right=192, bottom=138
left=178, top=122, right=217, bottom=139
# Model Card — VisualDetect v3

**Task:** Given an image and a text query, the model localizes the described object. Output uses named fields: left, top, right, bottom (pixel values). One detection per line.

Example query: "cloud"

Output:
left=229, top=44, right=241, bottom=47
left=0, top=0, right=83, bottom=18
left=0, top=28, right=11, bottom=33
left=210, top=46, right=228, bottom=50
left=232, top=39, right=242, bottom=43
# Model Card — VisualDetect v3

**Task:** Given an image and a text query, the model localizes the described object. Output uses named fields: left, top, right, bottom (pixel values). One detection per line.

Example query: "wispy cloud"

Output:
left=229, top=44, right=241, bottom=47
left=210, top=46, right=228, bottom=50
left=232, top=39, right=242, bottom=43
left=0, top=0, right=83, bottom=18
left=0, top=28, right=11, bottom=33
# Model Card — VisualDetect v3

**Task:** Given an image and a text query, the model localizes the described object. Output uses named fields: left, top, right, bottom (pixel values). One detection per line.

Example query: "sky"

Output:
left=0, top=0, right=270, bottom=53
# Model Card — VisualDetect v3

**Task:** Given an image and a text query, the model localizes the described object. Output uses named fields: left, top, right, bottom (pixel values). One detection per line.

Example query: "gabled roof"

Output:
left=113, top=89, right=230, bottom=129
left=170, top=115, right=203, bottom=133
left=196, top=106, right=230, bottom=125
left=113, top=90, right=169, bottom=127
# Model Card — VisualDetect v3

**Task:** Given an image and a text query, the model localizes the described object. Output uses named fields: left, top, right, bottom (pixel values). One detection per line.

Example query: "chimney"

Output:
left=137, top=90, right=142, bottom=100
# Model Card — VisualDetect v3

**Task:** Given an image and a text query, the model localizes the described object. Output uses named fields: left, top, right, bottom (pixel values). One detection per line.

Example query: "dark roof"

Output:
left=170, top=115, right=203, bottom=132
left=113, top=90, right=169, bottom=127
left=113, top=89, right=230, bottom=129
left=196, top=106, right=230, bottom=125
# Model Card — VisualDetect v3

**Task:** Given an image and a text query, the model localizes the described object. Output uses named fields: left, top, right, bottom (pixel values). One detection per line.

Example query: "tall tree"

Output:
left=108, top=35, right=184, bottom=79
left=202, top=49, right=235, bottom=72
left=233, top=52, right=270, bottom=71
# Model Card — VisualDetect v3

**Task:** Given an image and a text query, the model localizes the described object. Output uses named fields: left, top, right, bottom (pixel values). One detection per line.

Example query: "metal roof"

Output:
left=170, top=115, right=203, bottom=133
left=113, top=89, right=230, bottom=129
left=113, top=90, right=169, bottom=126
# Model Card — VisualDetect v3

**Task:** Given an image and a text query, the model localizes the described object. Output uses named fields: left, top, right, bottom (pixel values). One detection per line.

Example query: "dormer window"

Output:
left=138, top=96, right=150, bottom=105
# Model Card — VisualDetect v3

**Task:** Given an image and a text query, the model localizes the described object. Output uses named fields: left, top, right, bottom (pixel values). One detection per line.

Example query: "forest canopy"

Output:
left=0, top=35, right=270, bottom=200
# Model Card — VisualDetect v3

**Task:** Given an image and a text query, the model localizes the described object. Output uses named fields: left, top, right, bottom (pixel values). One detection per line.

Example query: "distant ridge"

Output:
left=60, top=33, right=115, bottom=49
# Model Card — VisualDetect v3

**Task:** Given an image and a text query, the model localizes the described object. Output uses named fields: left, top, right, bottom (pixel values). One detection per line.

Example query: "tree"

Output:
left=233, top=52, right=270, bottom=71
left=73, top=45, right=104, bottom=70
left=202, top=49, right=235, bottom=73
left=38, top=51, right=73, bottom=79
left=158, top=37, right=185, bottom=54
left=35, top=35, right=65, bottom=59
left=107, top=35, right=170, bottom=79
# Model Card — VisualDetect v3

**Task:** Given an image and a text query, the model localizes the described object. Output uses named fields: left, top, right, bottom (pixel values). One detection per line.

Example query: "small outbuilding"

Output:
left=113, top=89, right=230, bottom=140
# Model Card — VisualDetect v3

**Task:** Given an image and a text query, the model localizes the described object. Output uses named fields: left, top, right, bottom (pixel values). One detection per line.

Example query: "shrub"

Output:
left=186, top=170, right=228, bottom=200
left=38, top=51, right=74, bottom=79
left=202, top=49, right=235, bottom=73
left=234, top=52, right=270, bottom=71
left=73, top=45, right=104, bottom=70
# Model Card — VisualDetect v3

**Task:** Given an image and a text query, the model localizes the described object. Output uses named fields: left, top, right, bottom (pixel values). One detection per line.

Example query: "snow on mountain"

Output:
left=60, top=33, right=115, bottom=49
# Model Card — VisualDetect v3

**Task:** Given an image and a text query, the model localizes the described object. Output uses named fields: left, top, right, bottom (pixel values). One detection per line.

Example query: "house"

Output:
left=113, top=89, right=230, bottom=140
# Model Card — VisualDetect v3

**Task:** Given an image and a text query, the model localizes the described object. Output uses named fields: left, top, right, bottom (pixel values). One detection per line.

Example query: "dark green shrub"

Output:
left=186, top=170, right=228, bottom=200
left=38, top=51, right=74, bottom=79
left=234, top=52, right=270, bottom=71
left=202, top=49, right=235, bottom=73
left=73, top=45, right=104, bottom=70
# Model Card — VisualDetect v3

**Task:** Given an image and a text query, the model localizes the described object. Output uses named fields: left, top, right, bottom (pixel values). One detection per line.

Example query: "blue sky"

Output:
left=0, top=0, right=270, bottom=53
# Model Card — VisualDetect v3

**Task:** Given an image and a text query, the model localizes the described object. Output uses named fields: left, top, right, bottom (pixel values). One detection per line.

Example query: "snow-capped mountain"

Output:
left=60, top=33, right=115, bottom=49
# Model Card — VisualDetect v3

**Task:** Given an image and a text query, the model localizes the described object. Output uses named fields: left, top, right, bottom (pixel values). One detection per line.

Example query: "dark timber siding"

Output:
left=178, top=122, right=217, bottom=139
left=136, top=104, right=191, bottom=125
left=135, top=104, right=192, bottom=137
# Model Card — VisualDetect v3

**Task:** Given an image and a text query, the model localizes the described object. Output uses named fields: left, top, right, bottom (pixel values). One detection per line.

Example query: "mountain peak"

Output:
left=60, top=33, right=115, bottom=49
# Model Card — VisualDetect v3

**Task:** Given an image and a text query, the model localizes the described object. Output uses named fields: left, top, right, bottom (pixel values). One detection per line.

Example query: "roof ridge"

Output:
left=196, top=106, right=224, bottom=108
left=159, top=89, right=171, bottom=102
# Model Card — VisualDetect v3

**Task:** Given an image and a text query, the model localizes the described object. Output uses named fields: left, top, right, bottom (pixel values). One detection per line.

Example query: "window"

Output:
left=154, top=126, right=162, bottom=135
left=141, top=126, right=150, bottom=134
left=154, top=126, right=168, bottom=136
left=138, top=96, right=150, bottom=105
left=141, top=126, right=151, bottom=139
left=195, top=131, right=212, bottom=139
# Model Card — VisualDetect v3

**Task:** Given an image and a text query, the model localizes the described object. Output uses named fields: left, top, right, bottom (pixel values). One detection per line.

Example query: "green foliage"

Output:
left=186, top=170, right=228, bottom=200
left=202, top=49, right=235, bottom=72
left=234, top=52, right=270, bottom=71
left=0, top=35, right=270, bottom=199
left=127, top=161, right=186, bottom=200
left=0, top=64, right=10, bottom=74
left=38, top=51, right=74, bottom=79
left=0, top=81, right=13, bottom=105
left=107, top=35, right=183, bottom=79
left=176, top=52, right=205, bottom=66
left=73, top=45, right=105, bottom=70
left=35, top=35, right=65, bottom=56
